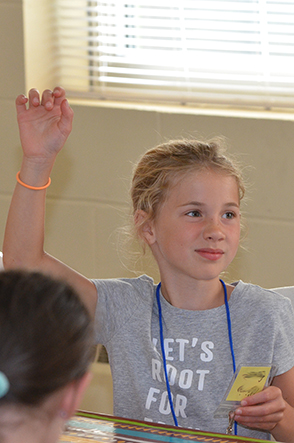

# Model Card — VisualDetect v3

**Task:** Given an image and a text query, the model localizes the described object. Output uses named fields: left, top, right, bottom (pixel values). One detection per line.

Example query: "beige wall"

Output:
left=1, top=0, right=294, bottom=290
left=0, top=0, right=26, bottom=268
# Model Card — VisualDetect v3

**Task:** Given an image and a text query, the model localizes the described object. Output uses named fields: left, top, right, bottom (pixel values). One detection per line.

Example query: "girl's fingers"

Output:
left=233, top=386, right=285, bottom=431
left=15, top=94, right=28, bottom=115
left=235, top=413, right=283, bottom=431
left=59, top=99, right=74, bottom=137
left=28, top=88, right=41, bottom=108
left=234, top=391, right=285, bottom=431
left=235, top=405, right=283, bottom=420
left=16, top=87, right=67, bottom=115
left=40, top=87, right=66, bottom=110
left=53, top=86, right=67, bottom=106
left=239, top=386, right=283, bottom=410
left=41, top=89, right=54, bottom=110
left=236, top=400, right=284, bottom=419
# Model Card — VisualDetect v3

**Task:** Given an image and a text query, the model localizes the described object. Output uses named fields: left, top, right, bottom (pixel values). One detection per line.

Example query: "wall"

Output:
left=1, top=1, right=294, bottom=290
left=0, top=0, right=26, bottom=260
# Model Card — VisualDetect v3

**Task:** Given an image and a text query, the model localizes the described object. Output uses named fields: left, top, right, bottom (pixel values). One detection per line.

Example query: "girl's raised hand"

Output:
left=15, top=87, right=74, bottom=162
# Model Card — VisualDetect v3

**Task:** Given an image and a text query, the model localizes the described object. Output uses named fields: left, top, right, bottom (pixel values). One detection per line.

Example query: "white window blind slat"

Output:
left=54, top=0, right=294, bottom=110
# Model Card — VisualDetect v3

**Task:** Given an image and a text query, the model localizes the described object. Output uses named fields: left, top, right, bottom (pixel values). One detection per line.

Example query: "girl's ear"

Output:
left=134, top=210, right=156, bottom=245
left=60, top=371, right=92, bottom=418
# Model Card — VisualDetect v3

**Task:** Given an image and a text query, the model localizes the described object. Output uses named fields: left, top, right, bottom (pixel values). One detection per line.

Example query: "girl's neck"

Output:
left=0, top=412, right=63, bottom=443
left=159, top=277, right=234, bottom=310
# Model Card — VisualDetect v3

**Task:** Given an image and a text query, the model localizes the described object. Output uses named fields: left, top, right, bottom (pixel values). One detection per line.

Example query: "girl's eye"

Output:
left=222, top=211, right=236, bottom=220
left=186, top=210, right=202, bottom=217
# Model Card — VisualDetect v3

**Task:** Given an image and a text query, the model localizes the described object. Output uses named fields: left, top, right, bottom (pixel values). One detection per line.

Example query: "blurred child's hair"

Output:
left=0, top=270, right=94, bottom=406
left=131, top=139, right=245, bottom=240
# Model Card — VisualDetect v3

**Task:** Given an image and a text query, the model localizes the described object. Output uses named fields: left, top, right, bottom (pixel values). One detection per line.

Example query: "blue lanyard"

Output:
left=156, top=280, right=237, bottom=434
left=156, top=282, right=179, bottom=426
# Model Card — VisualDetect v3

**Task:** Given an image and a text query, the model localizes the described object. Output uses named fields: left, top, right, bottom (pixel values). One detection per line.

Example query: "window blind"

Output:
left=54, top=0, right=294, bottom=110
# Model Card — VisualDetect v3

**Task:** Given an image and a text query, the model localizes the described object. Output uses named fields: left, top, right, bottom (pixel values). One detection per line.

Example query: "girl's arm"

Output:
left=3, top=87, right=97, bottom=316
left=234, top=367, right=294, bottom=442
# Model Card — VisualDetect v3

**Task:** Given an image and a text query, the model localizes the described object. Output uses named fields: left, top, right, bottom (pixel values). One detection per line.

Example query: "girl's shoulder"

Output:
left=231, top=280, right=293, bottom=310
left=92, top=273, right=155, bottom=288
left=92, top=274, right=156, bottom=303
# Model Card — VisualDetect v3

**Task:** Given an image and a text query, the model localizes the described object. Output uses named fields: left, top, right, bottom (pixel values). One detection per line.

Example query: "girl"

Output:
left=3, top=87, right=294, bottom=441
left=0, top=269, right=94, bottom=443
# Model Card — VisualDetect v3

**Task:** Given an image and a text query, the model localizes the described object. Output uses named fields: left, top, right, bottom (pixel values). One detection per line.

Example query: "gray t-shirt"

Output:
left=93, top=275, right=294, bottom=440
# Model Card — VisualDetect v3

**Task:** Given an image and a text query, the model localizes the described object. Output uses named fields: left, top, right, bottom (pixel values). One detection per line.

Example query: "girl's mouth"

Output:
left=196, top=248, right=224, bottom=261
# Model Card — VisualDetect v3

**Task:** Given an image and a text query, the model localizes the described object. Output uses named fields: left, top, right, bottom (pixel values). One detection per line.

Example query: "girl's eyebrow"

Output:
left=180, top=201, right=240, bottom=208
left=179, top=201, right=204, bottom=207
left=224, top=202, right=240, bottom=208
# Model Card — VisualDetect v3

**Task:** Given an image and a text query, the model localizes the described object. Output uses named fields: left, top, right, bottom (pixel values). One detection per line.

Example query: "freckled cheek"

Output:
left=231, top=231, right=241, bottom=252
left=237, top=226, right=241, bottom=240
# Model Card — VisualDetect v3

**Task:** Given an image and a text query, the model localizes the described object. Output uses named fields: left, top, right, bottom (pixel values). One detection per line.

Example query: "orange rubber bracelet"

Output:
left=16, top=171, right=51, bottom=190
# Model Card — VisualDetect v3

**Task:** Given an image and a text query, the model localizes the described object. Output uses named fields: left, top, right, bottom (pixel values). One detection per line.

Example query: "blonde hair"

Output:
left=131, top=139, right=245, bottom=239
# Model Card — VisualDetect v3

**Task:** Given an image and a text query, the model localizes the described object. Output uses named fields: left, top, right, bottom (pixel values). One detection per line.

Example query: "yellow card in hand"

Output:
left=226, top=366, right=271, bottom=401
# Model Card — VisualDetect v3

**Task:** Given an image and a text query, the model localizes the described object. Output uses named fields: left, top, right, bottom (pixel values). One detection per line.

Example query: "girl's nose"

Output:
left=203, top=220, right=225, bottom=241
